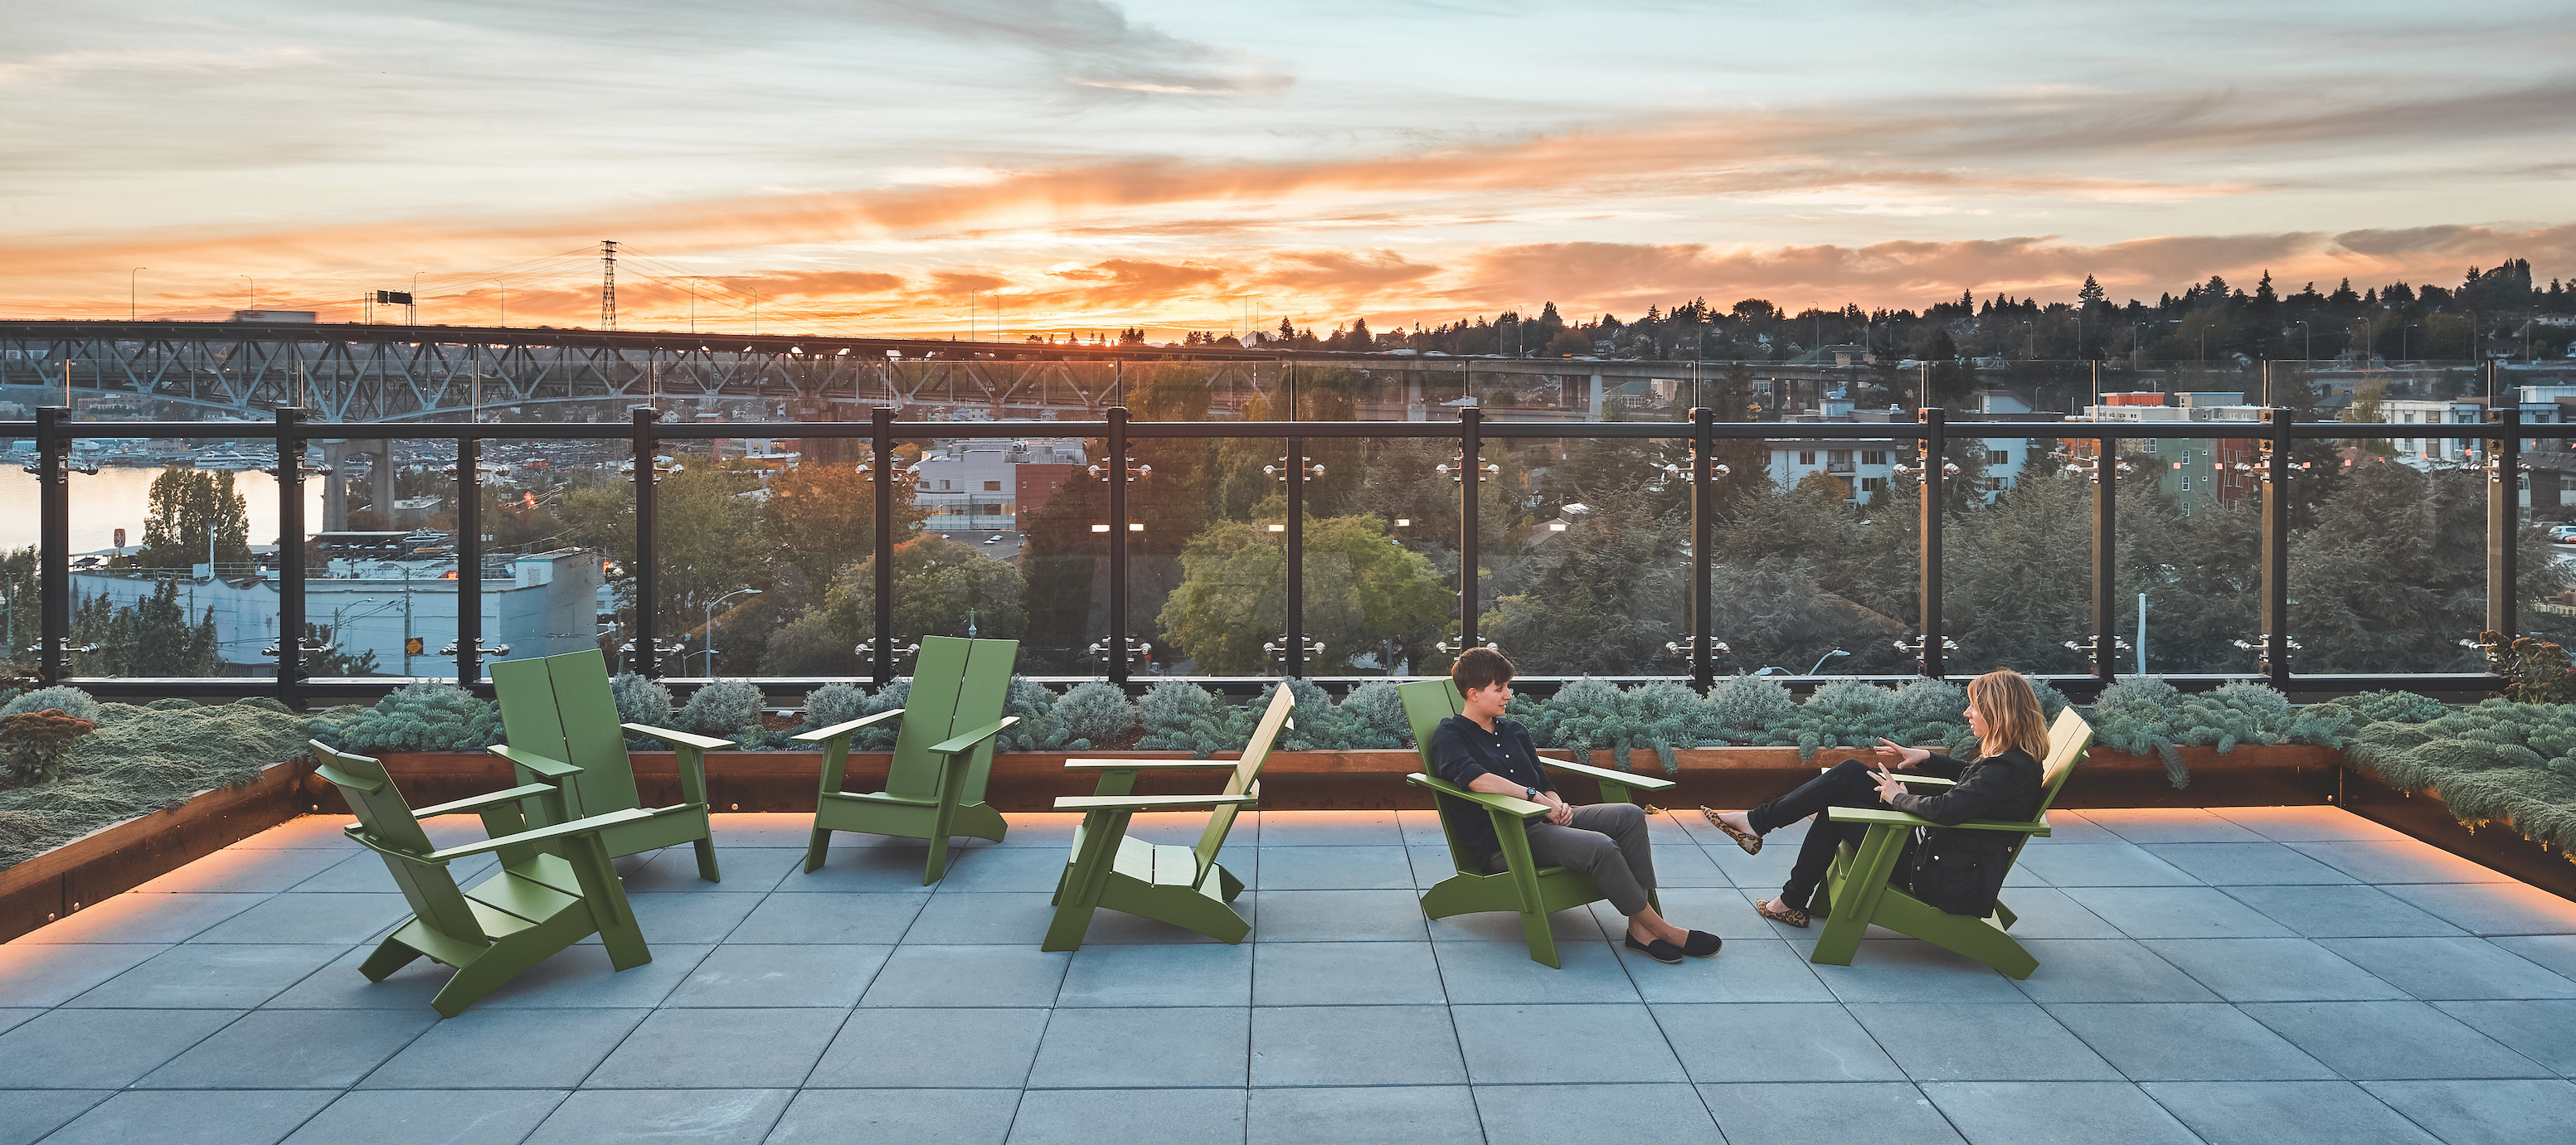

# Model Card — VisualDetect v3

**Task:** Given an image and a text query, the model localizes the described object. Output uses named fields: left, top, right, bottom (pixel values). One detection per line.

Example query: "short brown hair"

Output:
left=1968, top=670, right=2050, bottom=759
left=1451, top=647, right=1515, bottom=694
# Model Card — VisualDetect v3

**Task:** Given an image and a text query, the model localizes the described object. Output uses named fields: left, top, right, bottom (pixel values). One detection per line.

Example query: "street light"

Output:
left=1809, top=648, right=1850, bottom=675
left=239, top=274, right=255, bottom=311
left=704, top=587, right=762, bottom=676
left=130, top=268, right=146, bottom=321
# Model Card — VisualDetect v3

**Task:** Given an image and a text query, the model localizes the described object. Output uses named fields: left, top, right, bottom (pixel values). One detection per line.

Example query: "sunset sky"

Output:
left=6, top=1, right=2572, bottom=339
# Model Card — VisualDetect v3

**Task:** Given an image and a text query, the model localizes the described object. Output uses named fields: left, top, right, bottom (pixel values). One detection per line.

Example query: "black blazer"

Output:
left=1886, top=746, right=2044, bottom=856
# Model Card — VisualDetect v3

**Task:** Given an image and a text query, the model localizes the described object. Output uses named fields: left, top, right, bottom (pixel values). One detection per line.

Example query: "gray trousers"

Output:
left=1484, top=802, right=1656, bottom=916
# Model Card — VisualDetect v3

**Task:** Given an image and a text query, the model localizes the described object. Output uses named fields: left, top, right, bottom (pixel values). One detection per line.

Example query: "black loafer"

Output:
left=1623, top=935, right=1684, bottom=964
left=1681, top=930, right=1722, bottom=958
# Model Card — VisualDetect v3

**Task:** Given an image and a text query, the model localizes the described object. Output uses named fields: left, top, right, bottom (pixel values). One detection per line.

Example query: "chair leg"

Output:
left=804, top=827, right=833, bottom=873
left=1490, top=811, right=1559, bottom=968
left=358, top=936, right=425, bottom=982
left=425, top=938, right=558, bottom=1019
left=1042, top=811, right=1130, bottom=953
left=923, top=822, right=954, bottom=885
left=1140, top=883, right=1252, bottom=945
left=691, top=837, right=722, bottom=883
left=1810, top=827, right=1902, bottom=968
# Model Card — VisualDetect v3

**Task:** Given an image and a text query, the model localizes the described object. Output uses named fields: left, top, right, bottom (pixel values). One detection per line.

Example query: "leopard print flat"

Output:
left=1755, top=897, right=1810, bottom=928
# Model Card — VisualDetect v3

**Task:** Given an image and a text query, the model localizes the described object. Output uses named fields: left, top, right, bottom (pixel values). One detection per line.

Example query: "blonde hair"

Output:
left=1969, top=670, right=2050, bottom=759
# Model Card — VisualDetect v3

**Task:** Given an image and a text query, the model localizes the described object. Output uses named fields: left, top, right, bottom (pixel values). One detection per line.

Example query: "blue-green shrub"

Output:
left=677, top=681, right=766, bottom=749
left=2, top=686, right=100, bottom=722
left=328, top=683, right=503, bottom=753
left=1053, top=682, right=1136, bottom=745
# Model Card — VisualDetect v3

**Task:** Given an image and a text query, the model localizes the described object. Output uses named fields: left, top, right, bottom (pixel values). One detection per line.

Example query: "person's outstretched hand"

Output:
left=1874, top=738, right=1930, bottom=769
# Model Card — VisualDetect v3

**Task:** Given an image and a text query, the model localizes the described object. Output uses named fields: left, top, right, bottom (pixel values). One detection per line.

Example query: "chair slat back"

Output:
left=310, top=741, right=484, bottom=941
left=884, top=636, right=1019, bottom=803
left=1999, top=709, right=2094, bottom=872
left=1397, top=679, right=1478, bottom=872
left=2037, top=708, right=2093, bottom=813
left=492, top=652, right=640, bottom=818
left=1191, top=684, right=1298, bottom=877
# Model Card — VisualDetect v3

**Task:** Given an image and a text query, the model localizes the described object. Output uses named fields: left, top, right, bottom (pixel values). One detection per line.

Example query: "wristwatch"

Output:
left=1524, top=786, right=1543, bottom=802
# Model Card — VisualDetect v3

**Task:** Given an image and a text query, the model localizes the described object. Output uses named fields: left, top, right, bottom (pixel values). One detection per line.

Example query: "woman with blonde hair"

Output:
left=1702, top=669, right=2050, bottom=926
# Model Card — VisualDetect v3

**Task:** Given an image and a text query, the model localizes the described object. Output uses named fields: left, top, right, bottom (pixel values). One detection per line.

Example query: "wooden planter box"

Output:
left=326, top=743, right=2345, bottom=816
left=0, top=757, right=315, bottom=944
left=2340, top=768, right=2576, bottom=903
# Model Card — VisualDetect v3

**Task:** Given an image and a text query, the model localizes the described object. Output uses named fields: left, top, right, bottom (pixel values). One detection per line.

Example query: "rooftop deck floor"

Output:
left=7, top=806, right=2576, bottom=1144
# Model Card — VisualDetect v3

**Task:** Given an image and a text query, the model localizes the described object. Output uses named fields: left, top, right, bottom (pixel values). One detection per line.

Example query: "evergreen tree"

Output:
left=138, top=468, right=251, bottom=573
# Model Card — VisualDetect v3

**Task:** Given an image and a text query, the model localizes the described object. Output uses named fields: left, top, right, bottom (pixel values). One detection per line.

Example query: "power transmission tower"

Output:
left=600, top=240, right=619, bottom=331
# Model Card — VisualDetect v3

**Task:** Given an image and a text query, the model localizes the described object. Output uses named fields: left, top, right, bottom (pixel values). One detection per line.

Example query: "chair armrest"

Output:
left=1543, top=757, right=1679, bottom=792
left=425, top=804, right=693, bottom=861
left=790, top=708, right=903, bottom=745
left=1061, top=759, right=1241, bottom=771
left=623, top=723, right=736, bottom=752
left=927, top=716, right=1018, bottom=757
left=1818, top=767, right=1955, bottom=788
left=1824, top=806, right=2051, bottom=835
left=1053, top=793, right=1261, bottom=813
left=487, top=745, right=581, bottom=780
left=414, top=783, right=561, bottom=818
left=1405, top=772, right=1549, bottom=820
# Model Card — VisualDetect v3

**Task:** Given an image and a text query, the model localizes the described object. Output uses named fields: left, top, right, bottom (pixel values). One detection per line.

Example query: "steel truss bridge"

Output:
left=0, top=320, right=1845, bottom=424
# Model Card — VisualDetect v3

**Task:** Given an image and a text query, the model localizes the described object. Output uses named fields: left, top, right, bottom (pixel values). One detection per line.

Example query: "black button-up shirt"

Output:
left=1428, top=714, right=1554, bottom=863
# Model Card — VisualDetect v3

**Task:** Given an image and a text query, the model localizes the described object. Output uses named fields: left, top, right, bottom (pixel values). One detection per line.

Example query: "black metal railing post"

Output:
left=35, top=406, right=68, bottom=685
left=276, top=406, right=306, bottom=705
left=1108, top=405, right=1130, bottom=686
left=1459, top=405, right=1483, bottom=653
left=2490, top=407, right=2521, bottom=638
left=455, top=434, right=483, bottom=686
left=1286, top=432, right=1305, bottom=678
left=872, top=405, right=895, bottom=685
left=630, top=405, right=660, bottom=678
left=1691, top=406, right=1714, bottom=690
left=1917, top=408, right=1947, bottom=679
left=2263, top=406, right=2292, bottom=688
left=2093, top=433, right=2119, bottom=683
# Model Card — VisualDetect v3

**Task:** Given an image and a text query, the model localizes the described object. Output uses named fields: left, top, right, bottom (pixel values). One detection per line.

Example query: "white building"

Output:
left=69, top=547, right=604, bottom=677
left=906, top=437, right=1087, bottom=534
left=1762, top=391, right=2049, bottom=505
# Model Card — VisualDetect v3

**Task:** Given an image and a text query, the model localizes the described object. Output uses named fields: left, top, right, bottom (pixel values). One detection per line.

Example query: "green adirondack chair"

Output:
left=1397, top=678, right=1678, bottom=968
left=792, top=635, right=1020, bottom=884
left=1806, top=707, right=2093, bottom=979
left=1040, top=683, right=1297, bottom=952
left=488, top=650, right=732, bottom=883
left=311, top=740, right=680, bottom=1018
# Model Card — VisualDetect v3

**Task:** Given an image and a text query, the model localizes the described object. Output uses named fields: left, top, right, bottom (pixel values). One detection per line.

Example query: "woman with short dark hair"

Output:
left=1431, top=648, right=1720, bottom=964
left=1703, top=669, right=2049, bottom=926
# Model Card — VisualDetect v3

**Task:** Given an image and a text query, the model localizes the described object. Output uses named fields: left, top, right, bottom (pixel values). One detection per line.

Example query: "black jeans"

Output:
left=1747, top=759, right=1888, bottom=909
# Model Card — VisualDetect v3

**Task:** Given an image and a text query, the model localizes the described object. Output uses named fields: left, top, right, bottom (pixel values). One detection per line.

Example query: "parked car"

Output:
left=2549, top=525, right=2576, bottom=544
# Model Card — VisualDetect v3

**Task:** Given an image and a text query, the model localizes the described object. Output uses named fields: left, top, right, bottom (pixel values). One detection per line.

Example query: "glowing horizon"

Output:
left=7, top=2, right=2570, bottom=341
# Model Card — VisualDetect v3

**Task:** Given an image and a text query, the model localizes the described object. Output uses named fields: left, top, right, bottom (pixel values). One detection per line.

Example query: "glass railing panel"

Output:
left=46, top=432, right=303, bottom=682
left=2286, top=418, right=2511, bottom=674
left=467, top=434, right=614, bottom=684
left=302, top=430, right=462, bottom=682
left=890, top=432, right=1045, bottom=667
left=1130, top=424, right=1276, bottom=679
left=1708, top=421, right=1918, bottom=678
left=2113, top=429, right=2259, bottom=675
left=1484, top=429, right=1691, bottom=677
left=1945, top=431, right=2093, bottom=677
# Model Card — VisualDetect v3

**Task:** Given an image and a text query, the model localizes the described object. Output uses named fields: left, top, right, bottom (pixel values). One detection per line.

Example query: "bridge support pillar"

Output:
left=1588, top=372, right=1606, bottom=422
left=321, top=440, right=349, bottom=532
